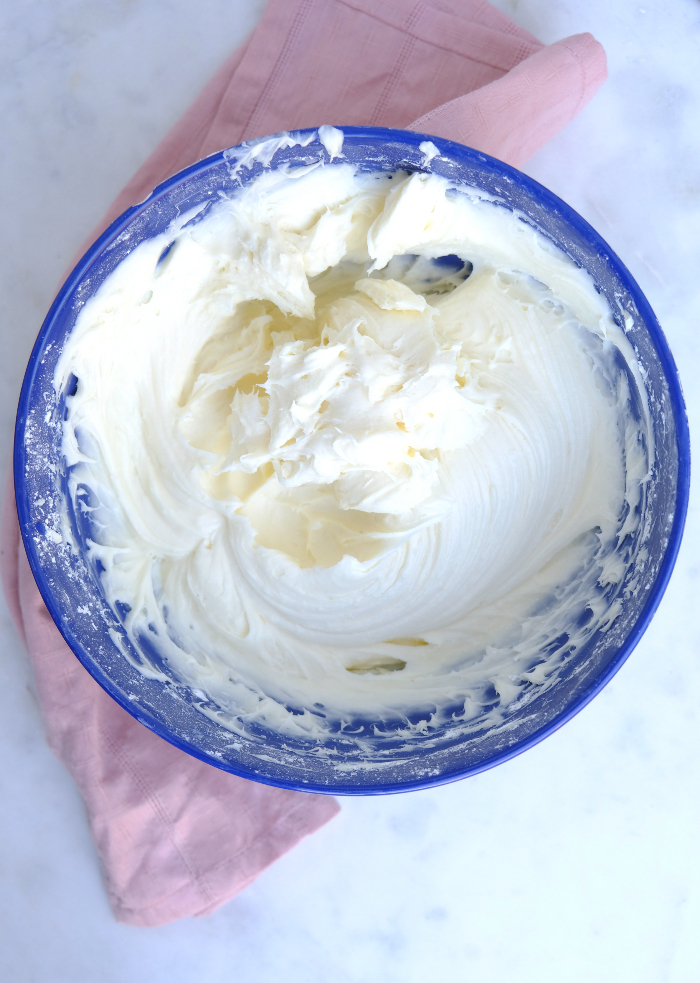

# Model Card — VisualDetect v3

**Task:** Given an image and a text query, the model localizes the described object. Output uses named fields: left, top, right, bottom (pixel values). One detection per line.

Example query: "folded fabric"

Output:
left=1, top=0, right=607, bottom=928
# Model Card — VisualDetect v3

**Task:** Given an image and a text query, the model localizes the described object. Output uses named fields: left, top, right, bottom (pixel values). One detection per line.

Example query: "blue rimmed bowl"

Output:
left=14, top=126, right=690, bottom=794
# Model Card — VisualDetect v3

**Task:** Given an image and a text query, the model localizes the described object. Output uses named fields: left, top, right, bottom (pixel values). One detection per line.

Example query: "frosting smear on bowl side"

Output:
left=55, top=135, right=649, bottom=745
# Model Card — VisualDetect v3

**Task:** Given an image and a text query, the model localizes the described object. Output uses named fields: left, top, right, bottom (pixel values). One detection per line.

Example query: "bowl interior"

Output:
left=15, top=126, right=690, bottom=794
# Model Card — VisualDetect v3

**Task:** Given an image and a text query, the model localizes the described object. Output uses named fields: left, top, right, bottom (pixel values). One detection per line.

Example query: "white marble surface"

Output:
left=1, top=1, right=699, bottom=980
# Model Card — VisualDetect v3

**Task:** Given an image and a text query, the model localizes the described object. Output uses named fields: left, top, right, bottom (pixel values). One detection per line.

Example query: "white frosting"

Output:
left=55, top=137, right=648, bottom=745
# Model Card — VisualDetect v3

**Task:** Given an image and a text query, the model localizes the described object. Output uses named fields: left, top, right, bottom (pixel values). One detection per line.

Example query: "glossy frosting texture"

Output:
left=56, top=143, right=648, bottom=741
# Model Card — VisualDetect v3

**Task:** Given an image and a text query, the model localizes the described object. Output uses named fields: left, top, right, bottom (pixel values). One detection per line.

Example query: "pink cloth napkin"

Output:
left=1, top=0, right=606, bottom=928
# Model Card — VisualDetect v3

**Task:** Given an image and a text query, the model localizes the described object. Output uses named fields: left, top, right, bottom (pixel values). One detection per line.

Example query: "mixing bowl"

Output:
left=14, top=126, right=690, bottom=794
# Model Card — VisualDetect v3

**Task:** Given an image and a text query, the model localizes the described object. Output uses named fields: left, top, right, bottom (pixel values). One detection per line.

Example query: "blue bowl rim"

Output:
left=14, top=125, right=691, bottom=795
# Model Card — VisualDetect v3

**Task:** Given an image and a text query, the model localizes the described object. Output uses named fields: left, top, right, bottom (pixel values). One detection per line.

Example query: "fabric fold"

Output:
left=408, top=32, right=607, bottom=168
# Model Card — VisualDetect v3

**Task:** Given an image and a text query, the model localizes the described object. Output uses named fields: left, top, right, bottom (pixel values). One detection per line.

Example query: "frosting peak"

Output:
left=182, top=273, right=484, bottom=566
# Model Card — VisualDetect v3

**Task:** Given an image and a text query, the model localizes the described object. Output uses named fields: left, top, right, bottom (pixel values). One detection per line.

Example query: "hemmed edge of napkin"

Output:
left=109, top=792, right=340, bottom=927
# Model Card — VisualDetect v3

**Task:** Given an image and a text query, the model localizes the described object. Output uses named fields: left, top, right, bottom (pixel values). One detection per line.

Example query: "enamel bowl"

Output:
left=15, top=126, right=690, bottom=794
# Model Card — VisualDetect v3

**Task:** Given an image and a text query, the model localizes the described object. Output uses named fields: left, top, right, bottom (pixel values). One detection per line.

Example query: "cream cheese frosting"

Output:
left=55, top=132, right=649, bottom=743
